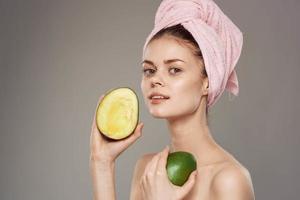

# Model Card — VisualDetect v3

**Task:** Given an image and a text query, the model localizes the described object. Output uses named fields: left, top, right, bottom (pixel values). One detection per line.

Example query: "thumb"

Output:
left=176, top=170, right=197, bottom=199
left=120, top=122, right=144, bottom=148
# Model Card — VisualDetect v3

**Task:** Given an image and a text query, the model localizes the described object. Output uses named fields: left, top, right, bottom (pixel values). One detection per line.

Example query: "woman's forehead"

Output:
left=143, top=37, right=195, bottom=63
left=142, top=58, right=186, bottom=67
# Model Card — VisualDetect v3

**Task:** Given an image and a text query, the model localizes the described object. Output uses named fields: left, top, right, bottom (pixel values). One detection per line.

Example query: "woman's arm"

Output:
left=89, top=94, right=144, bottom=200
left=90, top=161, right=116, bottom=200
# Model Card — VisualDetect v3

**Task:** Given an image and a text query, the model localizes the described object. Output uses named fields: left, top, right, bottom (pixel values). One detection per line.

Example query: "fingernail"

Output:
left=165, top=145, right=169, bottom=152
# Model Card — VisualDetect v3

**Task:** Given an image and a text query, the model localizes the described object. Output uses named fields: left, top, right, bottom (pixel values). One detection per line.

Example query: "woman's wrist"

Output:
left=90, top=158, right=115, bottom=170
left=90, top=152, right=116, bottom=165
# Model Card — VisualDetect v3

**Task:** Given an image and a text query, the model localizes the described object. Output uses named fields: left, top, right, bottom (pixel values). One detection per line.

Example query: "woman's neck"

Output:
left=166, top=108, right=224, bottom=166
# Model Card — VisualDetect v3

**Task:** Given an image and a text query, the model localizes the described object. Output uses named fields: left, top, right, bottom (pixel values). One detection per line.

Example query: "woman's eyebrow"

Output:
left=164, top=59, right=186, bottom=64
left=141, top=59, right=186, bottom=66
left=141, top=60, right=154, bottom=66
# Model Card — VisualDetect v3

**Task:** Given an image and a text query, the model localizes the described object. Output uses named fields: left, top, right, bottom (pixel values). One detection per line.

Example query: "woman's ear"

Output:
left=202, top=76, right=209, bottom=96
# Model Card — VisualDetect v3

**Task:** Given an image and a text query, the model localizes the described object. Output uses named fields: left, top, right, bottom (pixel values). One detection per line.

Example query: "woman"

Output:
left=90, top=0, right=255, bottom=199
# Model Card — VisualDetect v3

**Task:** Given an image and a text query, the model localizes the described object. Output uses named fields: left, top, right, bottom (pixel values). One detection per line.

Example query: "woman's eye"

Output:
left=143, top=68, right=155, bottom=76
left=169, top=67, right=181, bottom=74
left=142, top=67, right=181, bottom=76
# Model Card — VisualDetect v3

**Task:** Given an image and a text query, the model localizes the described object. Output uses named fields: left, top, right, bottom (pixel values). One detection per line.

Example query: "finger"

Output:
left=142, top=155, right=154, bottom=178
left=93, top=94, right=105, bottom=122
left=156, top=146, right=169, bottom=174
left=140, top=179, right=147, bottom=199
left=144, top=153, right=160, bottom=180
left=91, top=94, right=105, bottom=135
left=149, top=152, right=161, bottom=172
left=90, top=94, right=105, bottom=148
left=176, top=170, right=197, bottom=199
left=141, top=158, right=152, bottom=185
left=118, top=122, right=144, bottom=149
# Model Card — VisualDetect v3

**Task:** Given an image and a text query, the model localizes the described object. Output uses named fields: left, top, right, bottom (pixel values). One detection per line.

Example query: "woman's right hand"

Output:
left=89, top=94, right=144, bottom=165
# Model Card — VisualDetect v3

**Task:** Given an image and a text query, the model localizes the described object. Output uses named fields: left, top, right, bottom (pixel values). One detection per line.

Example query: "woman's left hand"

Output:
left=140, top=146, right=197, bottom=200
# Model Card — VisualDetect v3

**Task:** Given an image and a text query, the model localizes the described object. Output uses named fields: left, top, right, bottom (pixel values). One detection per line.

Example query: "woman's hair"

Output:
left=148, top=24, right=209, bottom=118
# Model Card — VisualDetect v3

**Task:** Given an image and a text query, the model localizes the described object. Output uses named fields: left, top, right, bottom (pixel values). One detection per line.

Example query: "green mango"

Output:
left=166, top=151, right=197, bottom=186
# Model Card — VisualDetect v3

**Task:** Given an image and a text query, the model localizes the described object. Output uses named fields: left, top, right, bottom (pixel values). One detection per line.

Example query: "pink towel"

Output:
left=143, top=0, right=243, bottom=108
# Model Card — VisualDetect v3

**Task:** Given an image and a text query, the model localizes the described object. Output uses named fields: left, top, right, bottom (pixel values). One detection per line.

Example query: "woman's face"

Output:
left=141, top=35, right=208, bottom=120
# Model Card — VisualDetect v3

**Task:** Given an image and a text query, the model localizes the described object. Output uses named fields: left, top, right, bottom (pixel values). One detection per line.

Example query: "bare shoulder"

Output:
left=211, top=162, right=255, bottom=200
left=129, top=152, right=156, bottom=200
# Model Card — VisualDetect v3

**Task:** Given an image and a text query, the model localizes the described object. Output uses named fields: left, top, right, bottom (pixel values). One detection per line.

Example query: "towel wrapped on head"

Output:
left=143, top=0, right=243, bottom=109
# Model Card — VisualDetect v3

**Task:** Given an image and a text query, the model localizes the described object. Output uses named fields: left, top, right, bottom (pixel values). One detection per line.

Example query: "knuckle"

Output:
left=140, top=177, right=144, bottom=185
left=156, top=170, right=163, bottom=176
left=153, top=154, right=160, bottom=161
left=146, top=172, right=153, bottom=178
left=144, top=171, right=154, bottom=180
left=141, top=174, right=149, bottom=185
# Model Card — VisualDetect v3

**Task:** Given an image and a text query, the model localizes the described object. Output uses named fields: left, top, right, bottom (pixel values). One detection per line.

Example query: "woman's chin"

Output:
left=149, top=109, right=169, bottom=118
left=149, top=110, right=178, bottom=119
left=150, top=112, right=167, bottom=118
left=151, top=114, right=182, bottom=122
left=149, top=109, right=191, bottom=121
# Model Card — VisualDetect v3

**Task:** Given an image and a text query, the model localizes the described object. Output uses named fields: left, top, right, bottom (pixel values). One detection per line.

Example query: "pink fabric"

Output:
left=143, top=0, right=243, bottom=108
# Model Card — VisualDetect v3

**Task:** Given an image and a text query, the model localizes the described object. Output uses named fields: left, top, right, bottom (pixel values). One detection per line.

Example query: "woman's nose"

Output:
left=151, top=81, right=163, bottom=87
left=150, top=73, right=164, bottom=87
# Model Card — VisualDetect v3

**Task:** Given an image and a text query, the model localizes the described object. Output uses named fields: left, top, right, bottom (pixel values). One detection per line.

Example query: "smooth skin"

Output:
left=90, top=35, right=255, bottom=200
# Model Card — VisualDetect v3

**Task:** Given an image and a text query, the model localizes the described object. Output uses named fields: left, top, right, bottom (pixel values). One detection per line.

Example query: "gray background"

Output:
left=1, top=0, right=299, bottom=199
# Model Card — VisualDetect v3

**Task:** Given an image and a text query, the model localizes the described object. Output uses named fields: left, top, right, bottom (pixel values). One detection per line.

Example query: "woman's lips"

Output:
left=150, top=98, right=169, bottom=104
